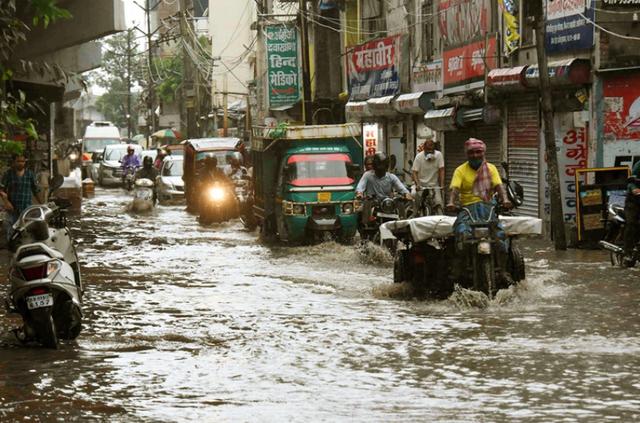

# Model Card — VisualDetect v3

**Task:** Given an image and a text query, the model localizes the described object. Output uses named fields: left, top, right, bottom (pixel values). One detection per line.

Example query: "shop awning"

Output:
left=487, top=66, right=528, bottom=90
left=367, top=95, right=396, bottom=117
left=456, top=106, right=502, bottom=127
left=345, top=101, right=370, bottom=122
left=392, top=92, right=434, bottom=114
left=525, top=58, right=591, bottom=88
left=424, top=107, right=456, bottom=131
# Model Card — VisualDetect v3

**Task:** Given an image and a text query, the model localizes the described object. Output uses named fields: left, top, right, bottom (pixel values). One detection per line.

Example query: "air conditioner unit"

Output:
left=388, top=122, right=403, bottom=138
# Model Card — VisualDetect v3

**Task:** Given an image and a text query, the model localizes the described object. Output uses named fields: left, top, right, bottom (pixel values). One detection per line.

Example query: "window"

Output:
left=422, top=0, right=435, bottom=61
left=286, top=154, right=354, bottom=187
left=362, top=0, right=386, bottom=38
left=162, top=160, right=184, bottom=177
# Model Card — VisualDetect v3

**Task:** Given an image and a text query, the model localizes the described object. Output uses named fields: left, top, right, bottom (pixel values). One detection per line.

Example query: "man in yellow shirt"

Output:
left=446, top=138, right=512, bottom=244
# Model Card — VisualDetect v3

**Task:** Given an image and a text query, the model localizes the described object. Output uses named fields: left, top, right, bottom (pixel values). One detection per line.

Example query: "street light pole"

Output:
left=146, top=0, right=157, bottom=137
left=298, top=0, right=312, bottom=125
left=127, top=28, right=133, bottom=139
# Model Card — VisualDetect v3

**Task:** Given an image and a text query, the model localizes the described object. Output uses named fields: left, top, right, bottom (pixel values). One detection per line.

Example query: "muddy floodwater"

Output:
left=1, top=188, right=639, bottom=422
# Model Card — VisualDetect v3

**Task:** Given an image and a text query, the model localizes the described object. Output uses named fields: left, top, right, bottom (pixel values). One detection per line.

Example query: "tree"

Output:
left=0, top=0, right=71, bottom=153
left=91, top=30, right=144, bottom=134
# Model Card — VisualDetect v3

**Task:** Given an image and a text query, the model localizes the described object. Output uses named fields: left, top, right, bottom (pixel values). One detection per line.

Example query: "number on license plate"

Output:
left=26, top=293, right=53, bottom=310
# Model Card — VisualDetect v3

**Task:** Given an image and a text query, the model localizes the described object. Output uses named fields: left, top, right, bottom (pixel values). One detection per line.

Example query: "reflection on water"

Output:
left=1, top=187, right=639, bottom=421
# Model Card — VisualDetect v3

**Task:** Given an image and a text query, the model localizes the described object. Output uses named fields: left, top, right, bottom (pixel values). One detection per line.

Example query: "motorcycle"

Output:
left=599, top=182, right=635, bottom=266
left=198, top=181, right=238, bottom=224
left=122, top=165, right=138, bottom=191
left=130, top=178, right=155, bottom=213
left=387, top=179, right=534, bottom=299
left=232, top=177, right=257, bottom=230
left=358, top=195, right=412, bottom=250
left=5, top=186, right=83, bottom=348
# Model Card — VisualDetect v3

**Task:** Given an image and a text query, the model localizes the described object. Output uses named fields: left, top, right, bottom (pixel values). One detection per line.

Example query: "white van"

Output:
left=82, top=121, right=122, bottom=179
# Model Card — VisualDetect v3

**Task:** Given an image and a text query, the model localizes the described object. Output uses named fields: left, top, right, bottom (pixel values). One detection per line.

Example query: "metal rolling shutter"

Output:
left=444, top=124, right=502, bottom=188
left=507, top=94, right=540, bottom=217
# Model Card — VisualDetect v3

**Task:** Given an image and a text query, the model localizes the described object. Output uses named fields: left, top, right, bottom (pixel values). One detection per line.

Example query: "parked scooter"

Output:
left=599, top=181, right=635, bottom=266
left=130, top=178, right=155, bottom=213
left=5, top=177, right=83, bottom=348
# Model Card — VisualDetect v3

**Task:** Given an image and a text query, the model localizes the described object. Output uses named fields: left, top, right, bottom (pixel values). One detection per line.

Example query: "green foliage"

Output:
left=90, top=30, right=143, bottom=130
left=154, top=54, right=184, bottom=104
left=0, top=0, right=71, bottom=148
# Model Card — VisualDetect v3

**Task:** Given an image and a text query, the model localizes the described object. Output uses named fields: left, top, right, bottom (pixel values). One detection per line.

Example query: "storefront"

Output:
left=393, top=91, right=436, bottom=178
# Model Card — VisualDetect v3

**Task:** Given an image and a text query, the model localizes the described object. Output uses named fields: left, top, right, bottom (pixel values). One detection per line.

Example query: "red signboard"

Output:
left=603, top=74, right=640, bottom=141
left=443, top=36, right=497, bottom=87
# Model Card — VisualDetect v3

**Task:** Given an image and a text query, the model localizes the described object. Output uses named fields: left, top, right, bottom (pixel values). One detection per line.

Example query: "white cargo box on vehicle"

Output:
left=380, top=215, right=543, bottom=242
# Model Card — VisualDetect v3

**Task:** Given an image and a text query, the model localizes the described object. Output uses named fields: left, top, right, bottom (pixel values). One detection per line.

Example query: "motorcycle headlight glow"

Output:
left=208, top=187, right=226, bottom=201
left=69, top=153, right=78, bottom=161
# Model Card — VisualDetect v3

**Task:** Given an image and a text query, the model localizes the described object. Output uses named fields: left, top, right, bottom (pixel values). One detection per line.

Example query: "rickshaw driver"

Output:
left=445, top=138, right=513, bottom=279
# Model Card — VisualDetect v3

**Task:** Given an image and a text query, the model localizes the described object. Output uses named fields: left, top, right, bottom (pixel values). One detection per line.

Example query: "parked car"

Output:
left=98, top=144, right=143, bottom=187
left=156, top=156, right=185, bottom=204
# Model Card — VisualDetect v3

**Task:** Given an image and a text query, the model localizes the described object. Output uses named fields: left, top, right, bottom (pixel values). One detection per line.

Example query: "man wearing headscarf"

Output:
left=446, top=138, right=513, bottom=279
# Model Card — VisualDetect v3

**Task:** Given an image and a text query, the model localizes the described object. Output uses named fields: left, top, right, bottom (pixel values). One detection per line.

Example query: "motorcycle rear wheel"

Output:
left=30, top=308, right=59, bottom=349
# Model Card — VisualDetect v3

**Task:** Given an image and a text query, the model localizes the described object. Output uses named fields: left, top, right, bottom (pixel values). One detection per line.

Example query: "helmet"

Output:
left=143, top=155, right=153, bottom=168
left=372, top=152, right=389, bottom=177
left=127, top=145, right=135, bottom=153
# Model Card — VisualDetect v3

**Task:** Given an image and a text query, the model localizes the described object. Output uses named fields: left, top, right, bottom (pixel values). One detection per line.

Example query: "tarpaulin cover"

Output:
left=380, top=215, right=543, bottom=242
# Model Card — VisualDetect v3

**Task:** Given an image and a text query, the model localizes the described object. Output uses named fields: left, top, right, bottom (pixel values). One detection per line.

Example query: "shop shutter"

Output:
left=444, top=124, right=501, bottom=188
left=507, top=94, right=540, bottom=217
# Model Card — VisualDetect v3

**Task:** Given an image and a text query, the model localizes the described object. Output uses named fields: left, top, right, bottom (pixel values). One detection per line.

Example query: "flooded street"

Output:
left=1, top=188, right=640, bottom=422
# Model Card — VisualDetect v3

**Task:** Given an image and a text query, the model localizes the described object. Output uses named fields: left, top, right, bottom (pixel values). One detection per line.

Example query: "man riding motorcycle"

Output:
left=134, top=156, right=159, bottom=204
left=356, top=152, right=412, bottom=225
left=445, top=138, right=513, bottom=281
left=623, top=160, right=640, bottom=267
left=121, top=145, right=141, bottom=174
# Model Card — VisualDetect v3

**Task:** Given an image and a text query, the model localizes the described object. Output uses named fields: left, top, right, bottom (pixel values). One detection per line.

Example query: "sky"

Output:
left=124, top=0, right=145, bottom=29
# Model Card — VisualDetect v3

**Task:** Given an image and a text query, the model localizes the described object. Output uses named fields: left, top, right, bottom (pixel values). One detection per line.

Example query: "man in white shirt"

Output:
left=411, top=137, right=445, bottom=213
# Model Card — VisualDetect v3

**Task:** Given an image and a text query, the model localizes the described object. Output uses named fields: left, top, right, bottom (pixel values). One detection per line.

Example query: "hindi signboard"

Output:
left=545, top=0, right=595, bottom=54
left=266, top=25, right=300, bottom=108
left=411, top=60, right=442, bottom=93
left=347, top=35, right=402, bottom=101
left=442, top=36, right=497, bottom=88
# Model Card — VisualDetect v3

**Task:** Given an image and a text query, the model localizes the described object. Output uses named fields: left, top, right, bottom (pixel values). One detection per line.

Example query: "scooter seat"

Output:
left=16, top=242, right=64, bottom=261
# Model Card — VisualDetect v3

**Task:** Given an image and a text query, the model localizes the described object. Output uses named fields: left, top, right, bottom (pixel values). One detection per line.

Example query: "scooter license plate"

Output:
left=26, top=294, right=53, bottom=310
left=136, top=189, right=152, bottom=200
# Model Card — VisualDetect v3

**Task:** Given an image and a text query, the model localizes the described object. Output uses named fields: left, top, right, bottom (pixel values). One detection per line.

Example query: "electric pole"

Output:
left=298, top=0, right=312, bottom=125
left=179, top=0, right=197, bottom=138
left=146, top=0, right=157, bottom=137
left=534, top=1, right=567, bottom=250
left=127, top=28, right=133, bottom=139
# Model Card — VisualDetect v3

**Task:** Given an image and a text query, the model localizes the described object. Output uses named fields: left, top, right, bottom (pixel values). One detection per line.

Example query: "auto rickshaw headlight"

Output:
left=293, top=204, right=305, bottom=215
left=342, top=202, right=354, bottom=215
left=208, top=186, right=226, bottom=202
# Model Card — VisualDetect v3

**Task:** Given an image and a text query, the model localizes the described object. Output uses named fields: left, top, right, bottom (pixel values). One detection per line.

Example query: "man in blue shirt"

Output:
left=356, top=152, right=411, bottom=201
left=623, top=160, right=640, bottom=266
left=0, top=154, right=40, bottom=240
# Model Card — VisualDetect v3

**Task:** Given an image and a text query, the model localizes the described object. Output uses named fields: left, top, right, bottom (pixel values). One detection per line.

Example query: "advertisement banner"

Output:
left=437, top=0, right=491, bottom=50
left=603, top=73, right=640, bottom=142
left=266, top=25, right=300, bottom=108
left=363, top=124, right=380, bottom=157
left=545, top=0, right=595, bottom=54
left=347, top=35, right=401, bottom=101
left=499, top=0, right=520, bottom=54
left=602, top=0, right=640, bottom=5
left=411, top=60, right=442, bottom=93
left=543, top=113, right=588, bottom=222
left=442, top=36, right=497, bottom=87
